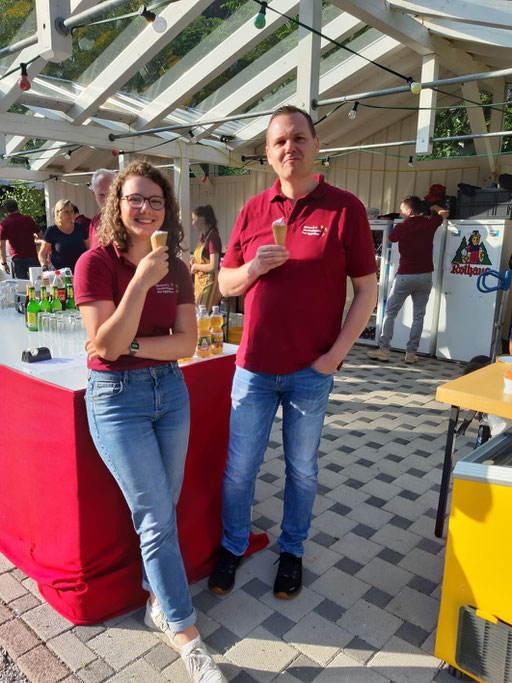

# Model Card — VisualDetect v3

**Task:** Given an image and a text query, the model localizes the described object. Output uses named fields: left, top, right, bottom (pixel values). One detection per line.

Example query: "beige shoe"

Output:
left=367, top=347, right=390, bottom=362
left=405, top=352, right=419, bottom=364
left=144, top=601, right=179, bottom=651
left=181, top=639, right=227, bottom=683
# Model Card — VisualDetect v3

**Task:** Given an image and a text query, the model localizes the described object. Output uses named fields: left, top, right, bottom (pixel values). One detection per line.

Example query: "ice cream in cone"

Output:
left=150, top=230, right=167, bottom=250
left=272, top=218, right=287, bottom=246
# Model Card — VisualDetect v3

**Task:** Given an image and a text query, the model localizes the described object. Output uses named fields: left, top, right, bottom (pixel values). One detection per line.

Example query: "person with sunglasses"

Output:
left=74, top=161, right=225, bottom=683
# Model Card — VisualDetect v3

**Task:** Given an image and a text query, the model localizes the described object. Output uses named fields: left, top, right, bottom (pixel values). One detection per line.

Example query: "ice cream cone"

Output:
left=272, top=218, right=287, bottom=246
left=150, top=230, right=168, bottom=250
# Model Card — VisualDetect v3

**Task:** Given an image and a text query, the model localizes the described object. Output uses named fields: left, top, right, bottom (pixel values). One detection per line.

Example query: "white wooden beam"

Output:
left=415, top=54, right=438, bottom=155
left=192, top=12, right=363, bottom=140
left=0, top=113, right=235, bottom=166
left=422, top=18, right=512, bottom=49
left=296, top=0, right=322, bottom=117
left=461, top=81, right=496, bottom=174
left=234, top=32, right=401, bottom=143
left=67, top=0, right=211, bottom=125
left=132, top=0, right=300, bottom=131
left=387, top=0, right=512, bottom=31
left=174, top=157, right=190, bottom=263
left=329, top=0, right=492, bottom=75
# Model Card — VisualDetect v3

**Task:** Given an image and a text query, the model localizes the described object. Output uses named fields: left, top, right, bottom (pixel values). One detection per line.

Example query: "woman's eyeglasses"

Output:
left=121, top=194, right=165, bottom=210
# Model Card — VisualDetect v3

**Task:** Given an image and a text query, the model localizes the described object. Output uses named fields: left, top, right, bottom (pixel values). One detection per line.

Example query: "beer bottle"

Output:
left=39, top=286, right=51, bottom=313
left=50, top=285, right=62, bottom=313
left=26, top=287, right=40, bottom=331
left=65, top=284, right=76, bottom=310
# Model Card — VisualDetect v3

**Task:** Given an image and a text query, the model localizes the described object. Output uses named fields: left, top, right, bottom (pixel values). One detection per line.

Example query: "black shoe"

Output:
left=273, top=552, right=302, bottom=599
left=208, top=547, right=243, bottom=595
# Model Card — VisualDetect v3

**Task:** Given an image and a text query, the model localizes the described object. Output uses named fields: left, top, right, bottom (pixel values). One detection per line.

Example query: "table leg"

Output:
left=435, top=405, right=460, bottom=538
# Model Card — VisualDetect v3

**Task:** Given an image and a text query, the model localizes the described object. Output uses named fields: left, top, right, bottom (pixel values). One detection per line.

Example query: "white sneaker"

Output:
left=181, top=639, right=226, bottom=683
left=143, top=601, right=179, bottom=651
left=144, top=602, right=226, bottom=682
left=367, top=347, right=390, bottom=362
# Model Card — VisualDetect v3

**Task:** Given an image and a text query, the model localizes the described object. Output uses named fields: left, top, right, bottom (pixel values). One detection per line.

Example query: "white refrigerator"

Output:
left=384, top=219, right=447, bottom=355
left=356, top=219, right=394, bottom=346
left=435, top=219, right=512, bottom=361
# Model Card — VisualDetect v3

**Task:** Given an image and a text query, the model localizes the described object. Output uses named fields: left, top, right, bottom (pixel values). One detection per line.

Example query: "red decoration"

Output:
left=18, top=63, right=30, bottom=91
left=111, top=149, right=119, bottom=157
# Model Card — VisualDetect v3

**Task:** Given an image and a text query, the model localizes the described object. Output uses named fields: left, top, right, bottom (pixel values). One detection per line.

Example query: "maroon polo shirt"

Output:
left=222, top=175, right=377, bottom=374
left=89, top=212, right=101, bottom=248
left=74, top=243, right=194, bottom=371
left=389, top=213, right=443, bottom=274
left=0, top=211, right=40, bottom=258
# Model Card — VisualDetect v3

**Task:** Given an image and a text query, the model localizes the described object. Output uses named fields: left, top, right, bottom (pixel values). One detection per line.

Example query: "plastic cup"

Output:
left=150, top=231, right=167, bottom=250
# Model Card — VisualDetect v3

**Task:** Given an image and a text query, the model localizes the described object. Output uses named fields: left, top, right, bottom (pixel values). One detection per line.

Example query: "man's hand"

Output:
left=249, top=245, right=289, bottom=277
left=1, top=262, right=10, bottom=275
left=311, top=352, right=338, bottom=375
left=438, top=209, right=449, bottom=220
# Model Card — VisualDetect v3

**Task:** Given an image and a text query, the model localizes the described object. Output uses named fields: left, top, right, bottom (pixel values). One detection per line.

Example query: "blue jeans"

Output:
left=222, top=365, right=334, bottom=558
left=85, top=363, right=196, bottom=632
left=380, top=273, right=432, bottom=352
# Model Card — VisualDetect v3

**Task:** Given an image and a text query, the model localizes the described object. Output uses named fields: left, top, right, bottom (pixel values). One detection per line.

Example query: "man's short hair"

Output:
left=90, top=168, right=115, bottom=191
left=401, top=195, right=424, bottom=214
left=2, top=199, right=18, bottom=213
left=267, top=105, right=316, bottom=139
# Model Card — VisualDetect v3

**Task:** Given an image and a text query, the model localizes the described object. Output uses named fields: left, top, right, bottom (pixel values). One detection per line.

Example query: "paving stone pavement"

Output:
left=0, top=346, right=479, bottom=682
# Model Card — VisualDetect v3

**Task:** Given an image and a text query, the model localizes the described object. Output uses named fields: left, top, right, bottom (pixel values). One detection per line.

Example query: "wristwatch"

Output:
left=1, top=262, right=7, bottom=266
left=129, top=338, right=139, bottom=356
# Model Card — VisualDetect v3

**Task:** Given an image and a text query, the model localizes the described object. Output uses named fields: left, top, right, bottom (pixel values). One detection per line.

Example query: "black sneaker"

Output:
left=208, top=547, right=243, bottom=595
left=273, top=552, right=302, bottom=599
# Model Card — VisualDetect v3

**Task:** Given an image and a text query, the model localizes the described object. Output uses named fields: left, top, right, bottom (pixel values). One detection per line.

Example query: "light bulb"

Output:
left=65, top=151, right=72, bottom=160
left=78, top=35, right=95, bottom=51
left=152, top=15, right=167, bottom=33
left=410, top=81, right=422, bottom=95
left=111, top=149, right=120, bottom=157
left=348, top=101, right=359, bottom=120
left=24, top=160, right=31, bottom=170
left=18, top=63, right=30, bottom=92
left=322, top=157, right=330, bottom=167
left=254, top=2, right=267, bottom=29
left=201, top=174, right=208, bottom=183
left=408, top=156, right=414, bottom=168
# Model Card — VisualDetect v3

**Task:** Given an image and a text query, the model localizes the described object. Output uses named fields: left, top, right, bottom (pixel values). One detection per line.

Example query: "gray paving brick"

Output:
left=339, top=599, right=403, bottom=648
left=23, top=603, right=73, bottom=641
left=310, top=567, right=369, bottom=609
left=315, top=651, right=391, bottom=682
left=207, top=589, right=273, bottom=638
left=370, top=525, right=422, bottom=556
left=75, top=658, right=114, bottom=683
left=87, top=617, right=157, bottom=670
left=0, top=618, right=40, bottom=658
left=284, top=611, right=352, bottom=666
left=387, top=587, right=440, bottom=632
left=47, top=632, right=96, bottom=672
left=226, top=626, right=297, bottom=682
left=369, top=635, right=442, bottom=683
left=0, top=573, right=28, bottom=603
left=356, top=557, right=413, bottom=597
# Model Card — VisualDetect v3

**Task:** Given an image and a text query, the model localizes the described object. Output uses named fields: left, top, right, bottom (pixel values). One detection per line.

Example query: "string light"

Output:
left=348, top=101, right=359, bottom=120
left=322, top=157, right=330, bottom=167
left=65, top=150, right=72, bottom=160
left=408, top=156, right=414, bottom=167
left=254, top=2, right=267, bottom=29
left=188, top=130, right=199, bottom=144
left=407, top=77, right=422, bottom=94
left=18, top=63, right=30, bottom=91
left=24, top=159, right=31, bottom=170
left=259, top=158, right=264, bottom=165
left=138, top=5, right=167, bottom=33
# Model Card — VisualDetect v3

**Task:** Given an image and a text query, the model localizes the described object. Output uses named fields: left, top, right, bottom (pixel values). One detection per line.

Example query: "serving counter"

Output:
left=0, top=310, right=268, bottom=625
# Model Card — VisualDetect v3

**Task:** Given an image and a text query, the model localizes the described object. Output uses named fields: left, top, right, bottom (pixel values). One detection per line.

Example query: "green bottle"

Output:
left=39, top=286, right=51, bottom=313
left=50, top=285, right=62, bottom=313
left=26, top=287, right=40, bottom=331
left=65, top=284, right=76, bottom=310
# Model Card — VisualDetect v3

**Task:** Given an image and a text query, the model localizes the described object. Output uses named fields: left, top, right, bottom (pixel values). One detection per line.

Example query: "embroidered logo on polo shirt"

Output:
left=156, top=283, right=178, bottom=295
left=302, top=225, right=328, bottom=237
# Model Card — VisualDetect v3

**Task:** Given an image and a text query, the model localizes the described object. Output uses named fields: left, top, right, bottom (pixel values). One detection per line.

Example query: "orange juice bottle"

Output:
left=196, top=305, right=211, bottom=357
left=210, top=305, right=223, bottom=355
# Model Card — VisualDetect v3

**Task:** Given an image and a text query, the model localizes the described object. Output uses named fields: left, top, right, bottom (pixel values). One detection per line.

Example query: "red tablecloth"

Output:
left=0, top=355, right=268, bottom=624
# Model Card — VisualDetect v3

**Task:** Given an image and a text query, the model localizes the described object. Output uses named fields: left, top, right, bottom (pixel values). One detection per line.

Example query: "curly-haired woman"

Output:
left=74, top=161, right=225, bottom=683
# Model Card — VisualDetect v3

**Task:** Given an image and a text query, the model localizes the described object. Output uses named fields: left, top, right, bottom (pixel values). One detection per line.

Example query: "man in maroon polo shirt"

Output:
left=0, top=199, right=42, bottom=279
left=208, top=105, right=378, bottom=600
left=367, top=196, right=448, bottom=364
left=89, top=168, right=115, bottom=248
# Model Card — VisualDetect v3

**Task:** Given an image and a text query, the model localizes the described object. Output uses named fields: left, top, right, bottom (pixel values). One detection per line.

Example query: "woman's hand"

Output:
left=191, top=263, right=200, bottom=274
left=84, top=339, right=101, bottom=360
left=134, top=246, right=169, bottom=290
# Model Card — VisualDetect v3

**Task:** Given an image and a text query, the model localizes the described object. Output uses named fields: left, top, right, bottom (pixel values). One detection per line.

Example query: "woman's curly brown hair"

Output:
left=97, top=160, right=184, bottom=257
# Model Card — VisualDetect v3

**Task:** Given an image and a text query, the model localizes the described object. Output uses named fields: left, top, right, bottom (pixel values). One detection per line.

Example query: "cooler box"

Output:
left=435, top=431, right=512, bottom=682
